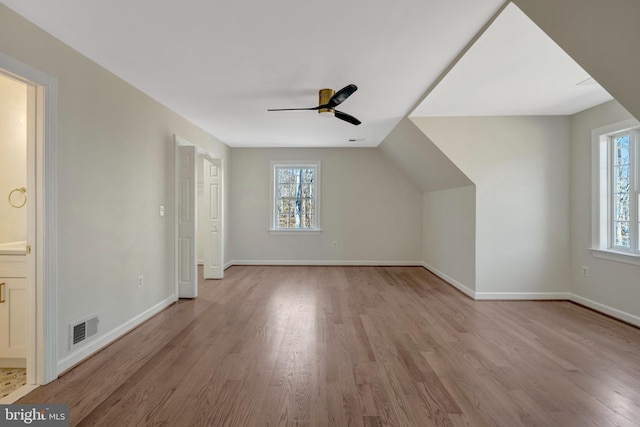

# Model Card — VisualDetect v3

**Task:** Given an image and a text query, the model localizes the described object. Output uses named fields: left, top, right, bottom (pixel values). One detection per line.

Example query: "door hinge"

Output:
left=26, top=245, right=32, bottom=254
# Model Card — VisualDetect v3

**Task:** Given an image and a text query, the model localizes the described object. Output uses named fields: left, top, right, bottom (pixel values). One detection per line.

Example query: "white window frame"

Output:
left=269, top=160, right=321, bottom=233
left=591, top=119, right=640, bottom=265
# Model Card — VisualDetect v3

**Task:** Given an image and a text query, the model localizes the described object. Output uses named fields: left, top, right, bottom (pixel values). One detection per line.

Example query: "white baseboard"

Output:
left=223, top=261, right=234, bottom=270
left=57, top=294, right=177, bottom=375
left=228, top=260, right=424, bottom=267
left=420, top=263, right=640, bottom=327
left=421, top=262, right=476, bottom=299
left=475, top=291, right=570, bottom=300
left=569, top=293, right=640, bottom=328
left=422, top=262, right=570, bottom=301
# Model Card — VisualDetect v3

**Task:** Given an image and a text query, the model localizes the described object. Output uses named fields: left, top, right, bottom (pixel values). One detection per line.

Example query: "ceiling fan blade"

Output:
left=326, top=84, right=358, bottom=108
left=267, top=107, right=319, bottom=111
left=334, top=110, right=361, bottom=126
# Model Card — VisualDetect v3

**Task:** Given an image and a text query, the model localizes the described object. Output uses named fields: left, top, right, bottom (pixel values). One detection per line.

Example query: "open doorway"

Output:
left=175, top=136, right=223, bottom=299
left=0, top=53, right=58, bottom=402
left=0, top=71, right=29, bottom=400
left=197, top=155, right=223, bottom=279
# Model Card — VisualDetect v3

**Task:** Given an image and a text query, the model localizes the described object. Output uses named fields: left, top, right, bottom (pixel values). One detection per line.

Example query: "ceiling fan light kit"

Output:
left=268, top=84, right=361, bottom=125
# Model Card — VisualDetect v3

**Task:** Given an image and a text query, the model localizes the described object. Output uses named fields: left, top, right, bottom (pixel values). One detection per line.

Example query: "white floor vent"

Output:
left=69, top=315, right=99, bottom=350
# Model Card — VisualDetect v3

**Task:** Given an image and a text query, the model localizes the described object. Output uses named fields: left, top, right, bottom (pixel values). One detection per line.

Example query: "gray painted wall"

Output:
left=229, top=147, right=422, bottom=264
left=423, top=186, right=476, bottom=294
left=570, top=100, right=639, bottom=321
left=1, top=5, right=230, bottom=368
left=413, top=116, right=571, bottom=297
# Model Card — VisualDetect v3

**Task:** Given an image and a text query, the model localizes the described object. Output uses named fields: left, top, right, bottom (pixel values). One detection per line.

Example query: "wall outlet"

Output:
left=137, top=274, right=144, bottom=288
left=581, top=266, right=589, bottom=277
left=159, top=205, right=165, bottom=216
left=332, top=241, right=338, bottom=248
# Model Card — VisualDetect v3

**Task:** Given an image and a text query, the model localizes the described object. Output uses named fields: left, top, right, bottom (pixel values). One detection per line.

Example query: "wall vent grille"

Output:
left=72, top=323, right=85, bottom=345
left=69, top=315, right=99, bottom=350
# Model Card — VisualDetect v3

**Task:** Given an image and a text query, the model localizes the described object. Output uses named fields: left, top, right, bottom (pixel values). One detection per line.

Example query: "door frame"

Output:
left=0, top=53, right=58, bottom=384
left=174, top=135, right=224, bottom=297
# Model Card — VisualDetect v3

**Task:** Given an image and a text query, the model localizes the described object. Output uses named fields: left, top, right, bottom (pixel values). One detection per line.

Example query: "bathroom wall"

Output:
left=0, top=74, right=27, bottom=243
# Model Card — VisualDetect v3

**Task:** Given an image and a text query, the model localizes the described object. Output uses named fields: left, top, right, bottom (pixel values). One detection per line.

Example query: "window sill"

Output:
left=590, top=248, right=640, bottom=266
left=268, top=229, right=322, bottom=235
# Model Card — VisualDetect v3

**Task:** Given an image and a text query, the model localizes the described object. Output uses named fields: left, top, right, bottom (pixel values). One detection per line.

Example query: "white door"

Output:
left=203, top=158, right=223, bottom=279
left=177, top=145, right=197, bottom=298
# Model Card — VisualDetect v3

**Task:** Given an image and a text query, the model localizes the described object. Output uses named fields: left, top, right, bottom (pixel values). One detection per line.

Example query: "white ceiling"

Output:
left=1, top=1, right=614, bottom=147
left=411, top=3, right=613, bottom=117
left=1, top=0, right=505, bottom=147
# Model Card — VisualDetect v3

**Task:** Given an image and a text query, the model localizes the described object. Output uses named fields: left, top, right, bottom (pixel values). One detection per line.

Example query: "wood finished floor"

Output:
left=19, top=266, right=640, bottom=426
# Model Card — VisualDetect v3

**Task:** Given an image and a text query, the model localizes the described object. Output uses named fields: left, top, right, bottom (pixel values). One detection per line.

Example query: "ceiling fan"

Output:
left=267, top=84, right=361, bottom=125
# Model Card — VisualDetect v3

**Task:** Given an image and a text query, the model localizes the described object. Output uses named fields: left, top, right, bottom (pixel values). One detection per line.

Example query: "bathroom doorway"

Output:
left=0, top=53, right=58, bottom=402
left=0, top=71, right=28, bottom=400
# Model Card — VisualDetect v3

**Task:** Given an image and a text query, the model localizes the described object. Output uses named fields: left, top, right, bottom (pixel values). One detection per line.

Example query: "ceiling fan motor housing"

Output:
left=266, top=84, right=359, bottom=125
left=318, top=88, right=335, bottom=115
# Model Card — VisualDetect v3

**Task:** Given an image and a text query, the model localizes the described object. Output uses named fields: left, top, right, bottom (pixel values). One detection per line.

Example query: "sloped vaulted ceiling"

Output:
left=512, top=0, right=640, bottom=122
left=411, top=3, right=612, bottom=118
left=0, top=0, right=504, bottom=147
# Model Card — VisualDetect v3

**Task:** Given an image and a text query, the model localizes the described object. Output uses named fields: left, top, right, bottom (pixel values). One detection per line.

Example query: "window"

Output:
left=610, top=131, right=634, bottom=249
left=593, top=120, right=640, bottom=263
left=270, top=160, right=321, bottom=231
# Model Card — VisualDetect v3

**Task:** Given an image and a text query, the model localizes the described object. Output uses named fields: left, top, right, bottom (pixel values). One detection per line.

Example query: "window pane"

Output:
left=615, top=221, right=630, bottom=247
left=276, top=168, right=286, bottom=184
left=273, top=163, right=318, bottom=230
left=293, top=169, right=302, bottom=188
left=276, top=198, right=300, bottom=228
left=277, top=199, right=293, bottom=228
left=615, top=165, right=630, bottom=186
left=277, top=184, right=290, bottom=198
left=614, top=135, right=630, bottom=166
left=599, top=129, right=637, bottom=253
left=615, top=193, right=630, bottom=221
left=278, top=213, right=291, bottom=228
left=289, top=168, right=298, bottom=184
left=293, top=198, right=302, bottom=227
left=275, top=198, right=316, bottom=229
left=277, top=184, right=297, bottom=198
left=301, top=183, right=313, bottom=198
left=301, top=199, right=315, bottom=228
left=615, top=175, right=630, bottom=193
left=302, top=168, right=315, bottom=183
left=278, top=168, right=297, bottom=184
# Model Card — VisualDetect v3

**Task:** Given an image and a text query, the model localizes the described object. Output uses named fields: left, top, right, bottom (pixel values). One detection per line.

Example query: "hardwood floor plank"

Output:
left=17, top=266, right=640, bottom=426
